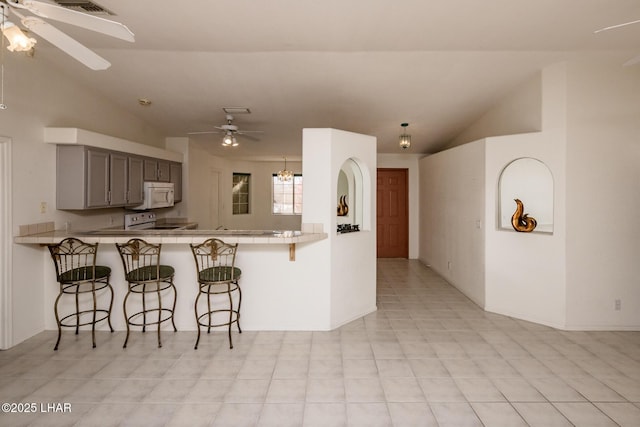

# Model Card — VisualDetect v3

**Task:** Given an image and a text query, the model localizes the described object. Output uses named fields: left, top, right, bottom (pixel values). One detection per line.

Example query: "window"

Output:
left=272, top=174, right=302, bottom=215
left=232, top=173, right=250, bottom=214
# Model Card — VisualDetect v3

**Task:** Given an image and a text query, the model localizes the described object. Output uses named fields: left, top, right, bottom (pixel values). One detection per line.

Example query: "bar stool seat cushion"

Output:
left=126, top=265, right=175, bottom=282
left=59, top=265, right=111, bottom=282
left=199, top=266, right=242, bottom=282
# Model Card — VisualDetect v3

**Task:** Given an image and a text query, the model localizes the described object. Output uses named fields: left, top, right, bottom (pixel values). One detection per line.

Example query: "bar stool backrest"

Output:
left=116, top=238, right=163, bottom=282
left=48, top=238, right=100, bottom=282
left=190, top=238, right=239, bottom=283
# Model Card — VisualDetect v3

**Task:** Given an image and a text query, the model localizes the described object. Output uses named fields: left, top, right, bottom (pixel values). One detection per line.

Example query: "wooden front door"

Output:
left=377, top=168, right=409, bottom=258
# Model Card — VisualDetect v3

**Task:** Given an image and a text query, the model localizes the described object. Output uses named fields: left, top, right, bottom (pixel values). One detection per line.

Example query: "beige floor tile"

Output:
left=265, top=378, right=307, bottom=403
left=2, top=259, right=639, bottom=426
left=512, top=402, right=572, bottom=427
left=302, top=403, right=346, bottom=427
left=346, top=402, right=392, bottom=427
left=429, top=402, right=483, bottom=427
left=595, top=402, right=640, bottom=427
left=553, top=402, right=618, bottom=426
left=258, top=403, right=305, bottom=427
left=387, top=402, right=438, bottom=426
left=344, top=378, right=386, bottom=402
left=471, top=402, right=528, bottom=426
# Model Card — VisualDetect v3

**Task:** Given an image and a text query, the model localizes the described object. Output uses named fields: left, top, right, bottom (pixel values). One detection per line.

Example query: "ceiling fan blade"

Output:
left=20, top=0, right=134, bottom=42
left=21, top=16, right=111, bottom=70
left=187, top=130, right=223, bottom=135
left=594, top=18, right=640, bottom=33
left=236, top=133, right=261, bottom=141
left=237, top=130, right=264, bottom=134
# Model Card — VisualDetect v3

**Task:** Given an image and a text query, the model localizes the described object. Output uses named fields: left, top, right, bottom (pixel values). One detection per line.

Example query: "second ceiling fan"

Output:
left=188, top=114, right=264, bottom=147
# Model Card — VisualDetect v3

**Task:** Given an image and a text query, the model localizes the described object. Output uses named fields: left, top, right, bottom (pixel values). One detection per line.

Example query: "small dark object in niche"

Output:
left=337, top=224, right=359, bottom=233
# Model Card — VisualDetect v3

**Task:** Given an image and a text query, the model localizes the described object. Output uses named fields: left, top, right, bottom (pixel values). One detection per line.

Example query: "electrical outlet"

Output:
left=40, top=202, right=47, bottom=214
left=615, top=299, right=621, bottom=311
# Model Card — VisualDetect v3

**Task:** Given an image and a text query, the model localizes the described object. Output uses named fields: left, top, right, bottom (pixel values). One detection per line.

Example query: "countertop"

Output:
left=14, top=228, right=328, bottom=245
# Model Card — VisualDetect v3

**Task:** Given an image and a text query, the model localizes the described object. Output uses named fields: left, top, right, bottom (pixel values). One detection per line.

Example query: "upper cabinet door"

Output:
left=157, top=161, right=171, bottom=182
left=170, top=162, right=182, bottom=202
left=127, top=156, right=144, bottom=205
left=109, top=152, right=128, bottom=206
left=143, top=158, right=159, bottom=181
left=86, top=149, right=110, bottom=208
left=143, top=158, right=171, bottom=182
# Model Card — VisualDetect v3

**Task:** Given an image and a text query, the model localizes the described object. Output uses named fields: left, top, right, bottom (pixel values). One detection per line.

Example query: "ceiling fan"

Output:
left=188, top=114, right=264, bottom=147
left=594, top=18, right=640, bottom=66
left=0, top=0, right=134, bottom=70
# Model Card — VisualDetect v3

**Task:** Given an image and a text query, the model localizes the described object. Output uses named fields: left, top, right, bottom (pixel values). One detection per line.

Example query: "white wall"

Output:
left=377, top=154, right=422, bottom=259
left=422, top=59, right=640, bottom=331
left=564, top=60, right=640, bottom=329
left=303, top=129, right=377, bottom=329
left=448, top=72, right=543, bottom=148
left=484, top=63, right=568, bottom=328
left=419, top=142, right=486, bottom=308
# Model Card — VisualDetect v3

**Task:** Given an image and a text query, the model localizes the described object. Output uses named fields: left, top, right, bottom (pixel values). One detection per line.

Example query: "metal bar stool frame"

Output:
left=115, top=239, right=177, bottom=348
left=47, top=238, right=114, bottom=350
left=190, top=238, right=242, bottom=349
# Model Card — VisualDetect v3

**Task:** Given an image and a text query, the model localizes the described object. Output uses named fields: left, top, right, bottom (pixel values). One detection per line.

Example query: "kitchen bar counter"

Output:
left=15, top=223, right=339, bottom=332
left=14, top=228, right=327, bottom=245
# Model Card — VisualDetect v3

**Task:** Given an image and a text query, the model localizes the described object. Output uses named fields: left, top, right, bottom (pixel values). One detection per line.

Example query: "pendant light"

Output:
left=277, top=157, right=293, bottom=182
left=399, top=123, right=411, bottom=150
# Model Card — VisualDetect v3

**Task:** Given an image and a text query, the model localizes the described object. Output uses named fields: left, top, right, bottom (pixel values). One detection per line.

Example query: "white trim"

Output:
left=0, top=136, right=12, bottom=349
left=44, top=127, right=183, bottom=162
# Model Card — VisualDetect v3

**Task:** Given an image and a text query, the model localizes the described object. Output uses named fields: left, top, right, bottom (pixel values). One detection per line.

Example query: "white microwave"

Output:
left=131, top=182, right=175, bottom=210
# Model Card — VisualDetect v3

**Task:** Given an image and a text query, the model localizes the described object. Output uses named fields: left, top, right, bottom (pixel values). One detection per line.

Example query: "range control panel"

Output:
left=124, top=212, right=157, bottom=229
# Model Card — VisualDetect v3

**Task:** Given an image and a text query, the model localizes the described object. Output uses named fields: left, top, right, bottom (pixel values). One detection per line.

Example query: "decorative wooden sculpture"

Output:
left=511, top=199, right=537, bottom=232
left=337, top=195, right=349, bottom=216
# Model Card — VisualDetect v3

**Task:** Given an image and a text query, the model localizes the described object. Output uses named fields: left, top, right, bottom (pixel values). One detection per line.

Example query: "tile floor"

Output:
left=1, top=259, right=639, bottom=426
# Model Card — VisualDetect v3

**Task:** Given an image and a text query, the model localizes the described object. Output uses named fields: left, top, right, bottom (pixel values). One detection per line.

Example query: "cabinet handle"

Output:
left=107, top=191, right=111, bottom=203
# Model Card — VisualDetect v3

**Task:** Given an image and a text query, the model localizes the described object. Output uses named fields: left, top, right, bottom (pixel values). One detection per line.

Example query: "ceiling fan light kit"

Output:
left=222, top=132, right=238, bottom=147
left=1, top=19, right=36, bottom=51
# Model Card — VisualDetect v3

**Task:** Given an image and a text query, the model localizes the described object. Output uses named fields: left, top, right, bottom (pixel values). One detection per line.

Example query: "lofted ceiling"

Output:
left=14, top=0, right=640, bottom=159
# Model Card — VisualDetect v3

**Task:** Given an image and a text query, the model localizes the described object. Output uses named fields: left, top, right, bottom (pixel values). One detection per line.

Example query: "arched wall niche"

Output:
left=336, top=157, right=367, bottom=233
left=499, top=157, right=554, bottom=234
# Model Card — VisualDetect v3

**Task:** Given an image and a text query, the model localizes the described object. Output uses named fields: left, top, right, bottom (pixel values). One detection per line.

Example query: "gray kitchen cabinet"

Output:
left=109, top=152, right=128, bottom=206
left=170, top=162, right=182, bottom=202
left=85, top=148, right=110, bottom=208
left=127, top=156, right=144, bottom=206
left=143, top=158, right=171, bottom=182
left=57, top=146, right=145, bottom=209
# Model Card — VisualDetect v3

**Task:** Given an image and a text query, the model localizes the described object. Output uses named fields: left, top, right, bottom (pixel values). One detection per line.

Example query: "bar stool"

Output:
left=115, top=238, right=177, bottom=348
left=47, top=238, right=114, bottom=350
left=190, top=238, right=242, bottom=349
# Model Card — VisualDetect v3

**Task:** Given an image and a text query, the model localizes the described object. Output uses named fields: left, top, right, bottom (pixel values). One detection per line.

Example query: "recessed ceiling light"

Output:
left=223, top=107, right=251, bottom=114
left=138, top=98, right=152, bottom=106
